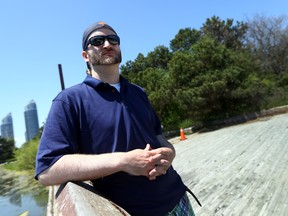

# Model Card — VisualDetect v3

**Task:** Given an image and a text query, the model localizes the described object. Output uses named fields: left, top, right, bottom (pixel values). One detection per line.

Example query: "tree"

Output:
left=168, top=35, right=265, bottom=123
left=245, top=14, right=288, bottom=83
left=0, top=137, right=15, bottom=163
left=146, top=46, right=172, bottom=69
left=170, top=28, right=201, bottom=52
left=121, top=46, right=172, bottom=80
left=121, top=53, right=147, bottom=80
left=12, top=138, right=39, bottom=170
left=201, top=16, right=248, bottom=50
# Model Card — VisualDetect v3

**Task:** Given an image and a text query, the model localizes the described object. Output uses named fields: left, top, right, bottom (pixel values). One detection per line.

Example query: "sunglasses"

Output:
left=88, top=35, right=120, bottom=47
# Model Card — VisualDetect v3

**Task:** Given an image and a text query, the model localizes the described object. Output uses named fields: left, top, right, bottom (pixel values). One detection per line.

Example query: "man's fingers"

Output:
left=150, top=154, right=171, bottom=164
left=148, top=165, right=168, bottom=180
left=149, top=153, right=163, bottom=162
left=145, top=144, right=152, bottom=151
left=155, top=159, right=170, bottom=167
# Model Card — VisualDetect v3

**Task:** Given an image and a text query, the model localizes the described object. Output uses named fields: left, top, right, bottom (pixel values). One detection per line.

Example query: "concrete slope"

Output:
left=172, top=113, right=288, bottom=216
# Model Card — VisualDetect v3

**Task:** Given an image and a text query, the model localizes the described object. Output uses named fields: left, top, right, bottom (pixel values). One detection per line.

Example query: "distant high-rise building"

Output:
left=24, top=100, right=39, bottom=141
left=1, top=113, right=14, bottom=140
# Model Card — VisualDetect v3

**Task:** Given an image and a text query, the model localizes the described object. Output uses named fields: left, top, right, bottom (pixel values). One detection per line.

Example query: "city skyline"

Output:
left=0, top=100, right=40, bottom=144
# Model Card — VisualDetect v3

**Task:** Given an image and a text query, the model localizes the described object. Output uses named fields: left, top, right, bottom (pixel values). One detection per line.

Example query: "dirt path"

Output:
left=171, top=113, right=288, bottom=216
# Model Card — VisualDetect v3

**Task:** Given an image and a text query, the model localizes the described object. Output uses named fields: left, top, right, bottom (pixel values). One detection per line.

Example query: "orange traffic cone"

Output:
left=180, top=127, right=187, bottom=141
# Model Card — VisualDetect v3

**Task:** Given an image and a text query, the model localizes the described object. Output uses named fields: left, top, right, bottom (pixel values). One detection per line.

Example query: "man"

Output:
left=35, top=21, right=200, bottom=215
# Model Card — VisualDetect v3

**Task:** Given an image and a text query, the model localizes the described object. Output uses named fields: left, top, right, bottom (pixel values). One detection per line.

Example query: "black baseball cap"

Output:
left=82, top=21, right=118, bottom=50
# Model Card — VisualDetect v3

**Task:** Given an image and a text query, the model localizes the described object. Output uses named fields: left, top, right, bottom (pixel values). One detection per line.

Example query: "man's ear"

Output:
left=82, top=51, right=89, bottom=62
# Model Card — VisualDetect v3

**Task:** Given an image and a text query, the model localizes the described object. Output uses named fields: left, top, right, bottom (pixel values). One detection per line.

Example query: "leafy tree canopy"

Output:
left=121, top=15, right=288, bottom=130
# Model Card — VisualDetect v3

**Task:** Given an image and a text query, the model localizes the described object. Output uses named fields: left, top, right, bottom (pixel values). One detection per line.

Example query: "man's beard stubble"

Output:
left=88, top=48, right=122, bottom=66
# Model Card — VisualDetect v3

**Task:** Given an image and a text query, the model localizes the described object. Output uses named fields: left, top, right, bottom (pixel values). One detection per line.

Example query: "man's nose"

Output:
left=103, top=39, right=112, bottom=47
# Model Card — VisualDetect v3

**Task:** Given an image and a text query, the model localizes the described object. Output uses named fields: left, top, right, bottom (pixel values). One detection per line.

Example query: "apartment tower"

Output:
left=24, top=100, right=39, bottom=141
left=0, top=113, right=14, bottom=140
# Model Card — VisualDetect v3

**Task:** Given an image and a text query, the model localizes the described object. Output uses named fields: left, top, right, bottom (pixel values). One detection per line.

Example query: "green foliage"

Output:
left=121, top=53, right=147, bottom=81
left=201, top=16, right=248, bottom=50
left=5, top=133, right=41, bottom=171
left=178, top=119, right=194, bottom=129
left=146, top=46, right=173, bottom=69
left=0, top=137, right=15, bottom=163
left=12, top=138, right=39, bottom=170
left=168, top=51, right=198, bottom=88
left=121, top=15, right=288, bottom=130
left=170, top=28, right=201, bottom=52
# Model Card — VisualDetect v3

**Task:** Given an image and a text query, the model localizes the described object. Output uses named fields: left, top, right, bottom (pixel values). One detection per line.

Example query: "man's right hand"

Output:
left=122, top=144, right=171, bottom=179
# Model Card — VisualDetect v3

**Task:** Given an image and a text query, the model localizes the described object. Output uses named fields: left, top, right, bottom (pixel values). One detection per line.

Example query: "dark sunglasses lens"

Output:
left=108, top=35, right=120, bottom=45
left=89, top=35, right=120, bottom=47
left=90, top=37, right=105, bottom=46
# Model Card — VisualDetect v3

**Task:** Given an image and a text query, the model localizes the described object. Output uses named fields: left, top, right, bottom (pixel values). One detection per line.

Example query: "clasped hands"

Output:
left=124, top=144, right=175, bottom=180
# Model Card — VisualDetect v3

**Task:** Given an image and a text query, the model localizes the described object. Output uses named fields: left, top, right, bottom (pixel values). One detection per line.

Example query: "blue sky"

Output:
left=0, top=0, right=287, bottom=147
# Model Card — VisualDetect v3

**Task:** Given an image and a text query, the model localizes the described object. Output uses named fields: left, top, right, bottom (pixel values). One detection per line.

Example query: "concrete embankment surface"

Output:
left=171, top=113, right=288, bottom=216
